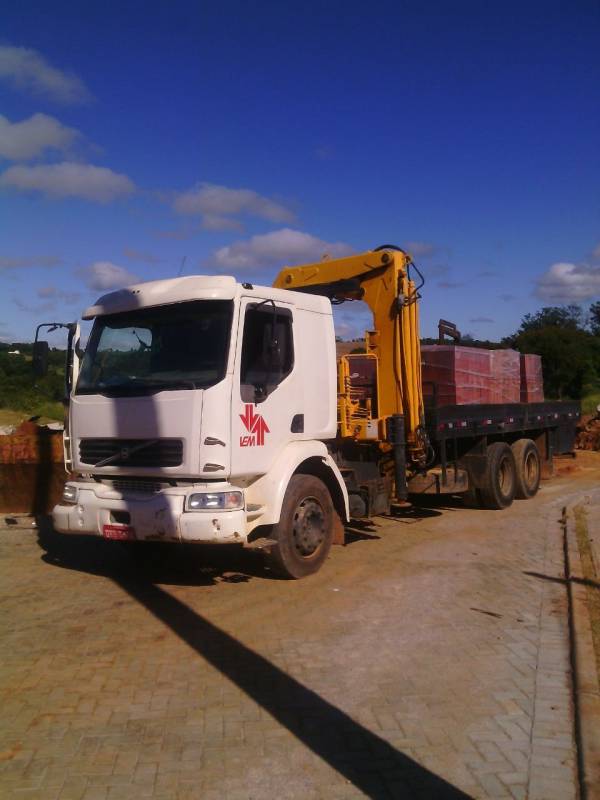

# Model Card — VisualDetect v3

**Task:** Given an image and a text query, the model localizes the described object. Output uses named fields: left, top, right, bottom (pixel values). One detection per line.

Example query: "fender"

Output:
left=244, top=440, right=349, bottom=533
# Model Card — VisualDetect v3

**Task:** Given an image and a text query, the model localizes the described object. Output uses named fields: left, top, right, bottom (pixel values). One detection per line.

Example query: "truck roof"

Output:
left=82, top=274, right=332, bottom=319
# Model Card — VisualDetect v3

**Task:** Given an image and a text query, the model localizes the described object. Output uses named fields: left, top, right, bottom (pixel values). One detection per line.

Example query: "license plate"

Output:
left=103, top=524, right=136, bottom=541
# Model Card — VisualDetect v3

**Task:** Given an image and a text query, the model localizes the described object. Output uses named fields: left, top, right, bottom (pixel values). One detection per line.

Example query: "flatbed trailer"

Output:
left=427, top=400, right=579, bottom=469
left=403, top=400, right=580, bottom=504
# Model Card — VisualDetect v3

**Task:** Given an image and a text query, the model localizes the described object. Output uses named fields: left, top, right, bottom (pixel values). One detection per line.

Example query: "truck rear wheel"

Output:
left=267, top=475, right=334, bottom=579
left=511, top=439, right=541, bottom=499
left=480, top=442, right=516, bottom=510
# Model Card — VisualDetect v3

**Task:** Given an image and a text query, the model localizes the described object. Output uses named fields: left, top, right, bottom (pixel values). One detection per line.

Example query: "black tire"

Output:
left=479, top=442, right=516, bottom=510
left=266, top=475, right=334, bottom=579
left=511, top=439, right=541, bottom=499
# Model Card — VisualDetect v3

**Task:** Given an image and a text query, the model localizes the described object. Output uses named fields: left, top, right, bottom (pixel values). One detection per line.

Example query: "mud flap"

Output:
left=332, top=511, right=345, bottom=546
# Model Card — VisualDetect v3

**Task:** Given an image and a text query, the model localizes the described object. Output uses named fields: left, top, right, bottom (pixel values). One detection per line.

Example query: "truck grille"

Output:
left=79, top=438, right=183, bottom=467
left=109, top=479, right=164, bottom=494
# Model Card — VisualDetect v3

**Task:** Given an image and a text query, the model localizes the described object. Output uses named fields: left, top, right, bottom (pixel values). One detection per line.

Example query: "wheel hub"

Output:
left=524, top=451, right=538, bottom=486
left=498, top=456, right=514, bottom=496
left=292, top=497, right=325, bottom=557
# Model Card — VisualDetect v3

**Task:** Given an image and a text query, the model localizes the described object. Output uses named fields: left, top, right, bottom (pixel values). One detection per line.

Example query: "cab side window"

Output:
left=240, top=306, right=293, bottom=402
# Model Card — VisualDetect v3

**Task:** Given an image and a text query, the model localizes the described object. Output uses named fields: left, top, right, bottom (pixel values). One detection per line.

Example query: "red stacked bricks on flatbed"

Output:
left=421, top=345, right=493, bottom=405
left=422, top=346, right=543, bottom=406
left=520, top=353, right=544, bottom=403
left=490, top=349, right=521, bottom=404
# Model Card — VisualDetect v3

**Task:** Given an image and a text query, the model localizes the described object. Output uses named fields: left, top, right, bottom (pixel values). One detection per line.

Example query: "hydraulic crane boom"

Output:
left=273, top=246, right=426, bottom=466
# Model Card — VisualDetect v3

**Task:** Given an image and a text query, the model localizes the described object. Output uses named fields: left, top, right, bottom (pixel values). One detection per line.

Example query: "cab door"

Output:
left=230, top=296, right=301, bottom=480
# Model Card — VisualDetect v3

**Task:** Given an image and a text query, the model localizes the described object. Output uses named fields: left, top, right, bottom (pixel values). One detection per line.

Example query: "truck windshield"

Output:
left=76, top=300, right=233, bottom=395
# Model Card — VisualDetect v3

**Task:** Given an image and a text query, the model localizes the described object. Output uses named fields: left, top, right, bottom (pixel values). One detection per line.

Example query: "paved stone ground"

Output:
left=1, top=452, right=600, bottom=800
left=585, top=494, right=600, bottom=577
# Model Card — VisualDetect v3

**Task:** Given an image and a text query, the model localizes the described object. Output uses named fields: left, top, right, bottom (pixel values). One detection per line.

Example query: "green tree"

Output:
left=513, top=326, right=599, bottom=399
left=517, top=305, right=584, bottom=334
left=0, top=349, right=66, bottom=418
left=589, top=301, right=600, bottom=336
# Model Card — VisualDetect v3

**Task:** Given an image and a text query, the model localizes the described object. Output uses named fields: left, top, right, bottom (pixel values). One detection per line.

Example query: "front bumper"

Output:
left=52, top=481, right=247, bottom=544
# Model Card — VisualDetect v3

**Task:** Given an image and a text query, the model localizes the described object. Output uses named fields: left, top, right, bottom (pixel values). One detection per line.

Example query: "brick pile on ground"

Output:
left=576, top=413, right=600, bottom=451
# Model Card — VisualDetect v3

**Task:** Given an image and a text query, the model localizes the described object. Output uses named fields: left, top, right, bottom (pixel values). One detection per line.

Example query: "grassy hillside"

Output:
left=0, top=345, right=65, bottom=423
left=582, top=389, right=600, bottom=415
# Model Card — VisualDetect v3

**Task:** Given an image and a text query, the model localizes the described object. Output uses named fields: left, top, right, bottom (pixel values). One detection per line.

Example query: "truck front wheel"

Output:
left=511, top=439, right=541, bottom=499
left=480, top=442, right=516, bottom=510
left=267, top=475, right=334, bottom=579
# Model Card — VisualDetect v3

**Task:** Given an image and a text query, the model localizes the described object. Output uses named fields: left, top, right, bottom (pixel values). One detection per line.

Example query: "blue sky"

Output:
left=1, top=0, right=599, bottom=346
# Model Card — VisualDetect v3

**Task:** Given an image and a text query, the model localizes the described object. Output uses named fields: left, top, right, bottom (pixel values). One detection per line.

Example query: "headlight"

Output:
left=188, top=491, right=243, bottom=511
left=62, top=484, right=78, bottom=504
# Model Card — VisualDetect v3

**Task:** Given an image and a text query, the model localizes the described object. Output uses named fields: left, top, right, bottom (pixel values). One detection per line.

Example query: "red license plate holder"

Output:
left=103, top=524, right=136, bottom=541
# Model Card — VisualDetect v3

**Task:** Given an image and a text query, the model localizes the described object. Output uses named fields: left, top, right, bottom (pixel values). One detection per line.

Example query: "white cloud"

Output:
left=77, top=262, right=139, bottom=292
left=200, top=214, right=244, bottom=232
left=153, top=216, right=243, bottom=240
left=426, top=263, right=450, bottom=278
left=0, top=113, right=80, bottom=161
left=477, top=270, right=498, bottom=278
left=173, top=182, right=295, bottom=225
left=211, top=228, right=353, bottom=271
left=404, top=241, right=438, bottom=258
left=37, top=286, right=57, bottom=298
left=14, top=297, right=57, bottom=314
left=123, top=247, right=163, bottom=264
left=536, top=261, right=600, bottom=301
left=316, top=145, right=334, bottom=161
left=36, top=285, right=81, bottom=304
left=437, top=280, right=465, bottom=289
left=13, top=289, right=81, bottom=314
left=0, top=162, right=135, bottom=202
left=154, top=226, right=192, bottom=241
left=0, top=255, right=61, bottom=270
left=0, top=44, right=91, bottom=104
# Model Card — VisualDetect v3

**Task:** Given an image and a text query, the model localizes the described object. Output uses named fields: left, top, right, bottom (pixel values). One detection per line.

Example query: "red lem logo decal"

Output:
left=239, top=404, right=270, bottom=447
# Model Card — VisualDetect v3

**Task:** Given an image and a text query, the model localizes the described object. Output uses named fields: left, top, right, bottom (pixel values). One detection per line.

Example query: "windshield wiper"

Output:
left=94, top=438, right=160, bottom=468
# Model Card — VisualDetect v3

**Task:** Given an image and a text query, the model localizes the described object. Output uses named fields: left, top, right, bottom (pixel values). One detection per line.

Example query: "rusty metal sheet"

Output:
left=0, top=422, right=66, bottom=513
left=0, top=422, right=63, bottom=464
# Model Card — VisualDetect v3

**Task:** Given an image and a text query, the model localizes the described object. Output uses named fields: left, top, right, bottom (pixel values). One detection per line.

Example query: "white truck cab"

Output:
left=52, top=275, right=349, bottom=578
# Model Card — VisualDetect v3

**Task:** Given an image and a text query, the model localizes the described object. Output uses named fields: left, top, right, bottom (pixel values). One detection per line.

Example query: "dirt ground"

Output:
left=1, top=451, right=599, bottom=800
left=576, top=413, right=600, bottom=451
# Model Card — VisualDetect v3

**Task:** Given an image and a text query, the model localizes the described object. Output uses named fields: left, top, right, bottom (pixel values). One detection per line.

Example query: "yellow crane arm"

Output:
left=273, top=247, right=425, bottom=462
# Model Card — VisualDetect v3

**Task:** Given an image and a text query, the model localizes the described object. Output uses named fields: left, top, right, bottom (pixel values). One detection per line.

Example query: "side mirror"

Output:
left=32, top=340, right=49, bottom=378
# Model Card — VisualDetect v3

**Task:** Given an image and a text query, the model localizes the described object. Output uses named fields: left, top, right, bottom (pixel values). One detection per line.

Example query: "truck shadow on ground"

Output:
left=36, top=515, right=412, bottom=586
left=36, top=516, right=472, bottom=800
left=524, top=569, right=600, bottom=591
left=344, top=519, right=382, bottom=543
left=36, top=515, right=270, bottom=586
left=407, top=495, right=470, bottom=513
